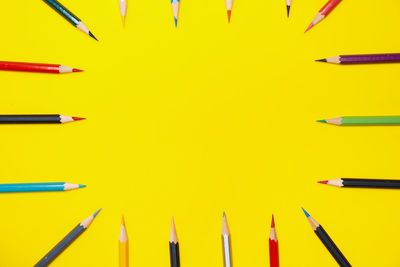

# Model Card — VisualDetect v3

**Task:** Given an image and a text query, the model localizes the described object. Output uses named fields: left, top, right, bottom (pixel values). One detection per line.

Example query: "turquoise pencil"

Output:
left=0, top=182, right=85, bottom=193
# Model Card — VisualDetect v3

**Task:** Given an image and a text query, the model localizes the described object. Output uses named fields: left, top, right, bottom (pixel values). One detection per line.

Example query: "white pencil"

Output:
left=222, top=212, right=232, bottom=267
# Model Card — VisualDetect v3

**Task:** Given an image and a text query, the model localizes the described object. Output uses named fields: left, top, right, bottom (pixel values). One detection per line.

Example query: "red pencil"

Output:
left=269, top=215, right=279, bottom=267
left=305, top=0, right=342, bottom=33
left=0, top=61, right=83, bottom=74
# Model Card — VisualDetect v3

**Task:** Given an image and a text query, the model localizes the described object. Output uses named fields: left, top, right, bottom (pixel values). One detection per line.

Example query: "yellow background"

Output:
left=0, top=0, right=400, bottom=266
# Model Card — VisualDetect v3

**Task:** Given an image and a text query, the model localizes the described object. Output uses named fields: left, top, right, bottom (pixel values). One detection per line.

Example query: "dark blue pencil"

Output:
left=34, top=209, right=101, bottom=267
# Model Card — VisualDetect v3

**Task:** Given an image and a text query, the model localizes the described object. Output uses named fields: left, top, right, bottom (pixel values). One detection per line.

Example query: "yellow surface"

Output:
left=0, top=0, right=400, bottom=266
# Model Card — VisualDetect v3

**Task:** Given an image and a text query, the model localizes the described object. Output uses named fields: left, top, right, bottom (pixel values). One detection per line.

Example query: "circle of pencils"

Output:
left=0, top=182, right=85, bottom=193
left=0, top=61, right=82, bottom=74
left=317, top=116, right=400, bottom=126
left=316, top=54, right=400, bottom=64
left=319, top=178, right=400, bottom=189
left=269, top=215, right=279, bottom=267
left=0, top=115, right=85, bottom=124
left=302, top=208, right=351, bottom=267
left=42, top=0, right=97, bottom=40
left=34, top=209, right=101, bottom=267
left=169, top=217, right=180, bottom=267
left=120, top=216, right=129, bottom=267
left=305, top=0, right=342, bottom=33
left=221, top=212, right=232, bottom=267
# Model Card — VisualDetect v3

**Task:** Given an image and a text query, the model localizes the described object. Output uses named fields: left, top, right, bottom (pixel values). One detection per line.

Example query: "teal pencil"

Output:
left=0, top=182, right=85, bottom=193
left=42, top=0, right=97, bottom=40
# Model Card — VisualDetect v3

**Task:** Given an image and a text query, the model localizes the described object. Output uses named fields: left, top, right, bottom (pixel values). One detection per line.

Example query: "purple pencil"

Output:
left=316, top=53, right=400, bottom=64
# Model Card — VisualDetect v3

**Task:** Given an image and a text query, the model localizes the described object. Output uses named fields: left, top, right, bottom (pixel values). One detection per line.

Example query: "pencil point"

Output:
left=318, top=180, right=328, bottom=184
left=301, top=207, right=310, bottom=218
left=286, top=5, right=290, bottom=17
left=72, top=68, right=83, bottom=72
left=93, top=208, right=102, bottom=218
left=271, top=214, right=275, bottom=228
left=89, top=31, right=98, bottom=41
left=315, top=58, right=327, bottom=62
left=72, top=117, right=86, bottom=121
left=79, top=184, right=86, bottom=188
left=317, top=119, right=327, bottom=123
left=174, top=17, right=178, bottom=28
left=227, top=10, right=231, bottom=23
left=122, top=215, right=125, bottom=226
left=304, top=23, right=314, bottom=33
left=223, top=211, right=226, bottom=217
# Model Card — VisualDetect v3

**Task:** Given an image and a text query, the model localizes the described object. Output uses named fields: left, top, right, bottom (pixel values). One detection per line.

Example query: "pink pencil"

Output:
left=305, top=0, right=342, bottom=33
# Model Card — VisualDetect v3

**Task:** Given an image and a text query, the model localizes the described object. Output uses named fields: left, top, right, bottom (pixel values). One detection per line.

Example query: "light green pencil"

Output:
left=318, top=116, right=400, bottom=126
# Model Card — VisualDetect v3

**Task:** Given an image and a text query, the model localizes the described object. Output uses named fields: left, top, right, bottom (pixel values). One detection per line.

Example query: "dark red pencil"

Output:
left=269, top=215, right=279, bottom=267
left=0, top=61, right=83, bottom=74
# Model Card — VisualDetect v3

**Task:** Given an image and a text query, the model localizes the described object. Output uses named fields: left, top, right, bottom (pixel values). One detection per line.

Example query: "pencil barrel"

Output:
left=320, top=0, right=341, bottom=15
left=169, top=242, right=180, bottom=267
left=315, top=226, right=351, bottom=267
left=342, top=179, right=400, bottom=188
left=0, top=183, right=65, bottom=193
left=0, top=61, right=60, bottom=73
left=0, top=115, right=61, bottom=124
left=34, top=225, right=85, bottom=267
left=42, top=0, right=80, bottom=26
left=340, top=54, right=400, bottom=64
left=269, top=240, right=279, bottom=267
left=342, top=116, right=400, bottom=125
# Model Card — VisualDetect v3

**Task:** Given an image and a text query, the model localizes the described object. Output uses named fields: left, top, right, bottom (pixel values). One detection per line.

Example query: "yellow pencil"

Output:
left=119, top=216, right=129, bottom=267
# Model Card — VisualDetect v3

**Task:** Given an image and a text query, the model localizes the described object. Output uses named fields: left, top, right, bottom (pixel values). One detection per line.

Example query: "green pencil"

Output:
left=317, top=116, right=400, bottom=126
left=43, top=0, right=97, bottom=40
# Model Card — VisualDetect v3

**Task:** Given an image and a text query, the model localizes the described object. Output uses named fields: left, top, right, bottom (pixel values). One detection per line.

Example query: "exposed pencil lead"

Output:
left=174, top=17, right=178, bottom=28
left=271, top=214, right=275, bottom=228
left=316, top=58, right=327, bottom=62
left=79, top=184, right=86, bottom=188
left=301, top=207, right=310, bottom=218
left=318, top=180, right=328, bottom=184
left=72, top=68, right=84, bottom=72
left=89, top=31, right=98, bottom=41
left=227, top=10, right=231, bottom=23
left=93, top=208, right=102, bottom=218
left=122, top=215, right=125, bottom=226
left=317, top=119, right=327, bottom=123
left=304, top=23, right=314, bottom=33
left=286, top=5, right=290, bottom=17
left=223, top=211, right=226, bottom=217
left=72, top=117, right=86, bottom=121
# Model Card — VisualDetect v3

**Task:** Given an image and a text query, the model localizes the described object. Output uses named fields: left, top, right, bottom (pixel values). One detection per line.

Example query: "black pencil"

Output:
left=319, top=178, right=400, bottom=189
left=0, top=115, right=85, bottom=124
left=169, top=217, right=180, bottom=267
left=302, top=208, right=351, bottom=267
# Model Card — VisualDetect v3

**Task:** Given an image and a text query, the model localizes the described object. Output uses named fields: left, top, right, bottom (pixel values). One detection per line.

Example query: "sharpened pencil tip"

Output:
left=271, top=214, right=275, bottom=228
left=286, top=5, right=290, bottom=17
left=122, top=215, right=125, bottom=226
left=174, top=17, right=178, bottom=28
left=301, top=207, right=310, bottom=218
left=223, top=211, right=226, bottom=217
left=72, top=68, right=83, bottom=72
left=318, top=180, right=328, bottom=184
left=89, top=31, right=98, bottom=41
left=79, top=184, right=86, bottom=188
left=72, top=117, right=86, bottom=121
left=304, top=23, right=314, bottom=33
left=317, top=120, right=327, bottom=123
left=93, top=209, right=102, bottom=218
left=315, top=58, right=327, bottom=62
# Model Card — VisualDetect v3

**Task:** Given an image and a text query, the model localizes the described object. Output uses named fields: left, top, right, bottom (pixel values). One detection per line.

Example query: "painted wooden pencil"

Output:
left=319, top=178, right=400, bottom=189
left=34, top=209, right=101, bottom=267
left=302, top=208, right=351, bottom=267
left=286, top=0, right=291, bottom=17
left=317, top=116, right=400, bottom=126
left=222, top=212, right=232, bottom=267
left=316, top=54, right=400, bottom=64
left=0, top=115, right=85, bottom=124
left=171, top=0, right=180, bottom=27
left=305, top=0, right=341, bottom=33
left=42, top=0, right=97, bottom=40
left=0, top=183, right=85, bottom=193
left=120, top=216, right=129, bottom=267
left=225, top=0, right=233, bottom=23
left=170, top=217, right=180, bottom=267
left=0, top=61, right=82, bottom=74
left=119, top=0, right=127, bottom=26
left=269, top=215, right=279, bottom=267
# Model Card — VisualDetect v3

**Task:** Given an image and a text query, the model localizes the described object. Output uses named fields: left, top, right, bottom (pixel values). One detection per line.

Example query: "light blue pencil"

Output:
left=0, top=182, right=85, bottom=193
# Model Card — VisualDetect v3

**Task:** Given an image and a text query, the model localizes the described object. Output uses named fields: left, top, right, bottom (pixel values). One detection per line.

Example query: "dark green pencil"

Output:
left=43, top=0, right=97, bottom=40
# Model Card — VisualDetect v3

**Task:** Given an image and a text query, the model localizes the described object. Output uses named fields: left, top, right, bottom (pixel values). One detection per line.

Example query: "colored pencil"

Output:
left=305, top=0, right=341, bottom=33
left=319, top=178, right=400, bottom=189
left=316, top=54, right=400, bottom=64
left=302, top=208, right=351, bottom=267
left=120, top=216, right=129, bottom=267
left=0, top=61, right=82, bottom=74
left=286, top=0, right=291, bottom=17
left=225, top=0, right=233, bottom=23
left=0, top=183, right=85, bottom=193
left=34, top=209, right=101, bottom=267
left=269, top=215, right=279, bottom=267
left=171, top=0, right=180, bottom=28
left=222, top=212, right=232, bottom=267
left=0, top=115, right=85, bottom=124
left=169, top=217, right=180, bottom=267
left=119, top=0, right=127, bottom=26
left=42, top=0, right=97, bottom=40
left=317, top=116, right=400, bottom=126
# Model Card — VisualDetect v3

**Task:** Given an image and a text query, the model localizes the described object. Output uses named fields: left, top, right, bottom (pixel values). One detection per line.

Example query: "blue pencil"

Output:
left=0, top=182, right=85, bottom=193
left=34, top=209, right=101, bottom=267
